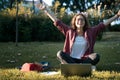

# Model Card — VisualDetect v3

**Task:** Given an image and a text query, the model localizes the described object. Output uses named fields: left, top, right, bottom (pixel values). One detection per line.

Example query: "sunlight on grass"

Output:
left=0, top=69, right=120, bottom=80
left=0, top=33, right=120, bottom=79
left=92, top=71, right=120, bottom=79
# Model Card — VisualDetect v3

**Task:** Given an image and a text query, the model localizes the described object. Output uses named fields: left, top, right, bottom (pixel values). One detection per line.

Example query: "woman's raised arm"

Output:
left=103, top=10, right=120, bottom=26
left=44, top=9, right=58, bottom=22
left=37, top=0, right=58, bottom=22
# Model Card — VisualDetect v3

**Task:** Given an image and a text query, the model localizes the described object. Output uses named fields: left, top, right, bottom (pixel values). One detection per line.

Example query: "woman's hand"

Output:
left=36, top=3, right=46, bottom=10
left=35, top=1, right=58, bottom=22
left=116, top=10, right=120, bottom=17
left=39, top=4, right=46, bottom=10
left=103, top=10, right=120, bottom=26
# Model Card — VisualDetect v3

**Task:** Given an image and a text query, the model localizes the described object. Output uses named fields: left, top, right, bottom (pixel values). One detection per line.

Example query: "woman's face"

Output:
left=75, top=15, right=85, bottom=29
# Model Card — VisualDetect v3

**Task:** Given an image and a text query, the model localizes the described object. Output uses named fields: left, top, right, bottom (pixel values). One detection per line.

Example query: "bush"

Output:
left=108, top=25, right=120, bottom=31
left=0, top=13, right=15, bottom=42
left=0, top=7, right=109, bottom=42
left=0, top=10, right=65, bottom=42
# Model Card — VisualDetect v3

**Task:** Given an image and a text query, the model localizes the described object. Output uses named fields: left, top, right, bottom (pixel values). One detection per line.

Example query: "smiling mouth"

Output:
left=78, top=23, right=83, bottom=25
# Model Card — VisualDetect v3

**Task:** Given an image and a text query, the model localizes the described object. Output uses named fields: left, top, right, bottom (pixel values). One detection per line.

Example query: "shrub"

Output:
left=108, top=24, right=120, bottom=31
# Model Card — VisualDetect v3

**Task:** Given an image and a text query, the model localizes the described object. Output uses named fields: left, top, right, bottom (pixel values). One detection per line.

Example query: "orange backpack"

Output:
left=20, top=63, right=43, bottom=72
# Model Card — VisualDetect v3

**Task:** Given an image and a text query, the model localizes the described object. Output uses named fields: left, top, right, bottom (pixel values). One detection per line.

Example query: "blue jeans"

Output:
left=57, top=50, right=100, bottom=65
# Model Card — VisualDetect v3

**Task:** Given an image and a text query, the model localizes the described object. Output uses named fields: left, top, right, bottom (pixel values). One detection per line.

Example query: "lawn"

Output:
left=0, top=32, right=120, bottom=80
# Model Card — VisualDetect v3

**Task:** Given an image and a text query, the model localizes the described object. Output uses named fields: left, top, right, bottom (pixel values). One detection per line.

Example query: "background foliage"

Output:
left=52, top=0, right=120, bottom=12
left=0, top=0, right=120, bottom=42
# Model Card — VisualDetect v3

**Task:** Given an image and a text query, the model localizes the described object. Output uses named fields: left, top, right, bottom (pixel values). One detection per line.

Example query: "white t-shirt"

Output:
left=70, top=36, right=88, bottom=59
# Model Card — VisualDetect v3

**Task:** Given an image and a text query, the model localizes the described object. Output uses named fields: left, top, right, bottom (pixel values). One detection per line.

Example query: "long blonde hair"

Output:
left=71, top=13, right=90, bottom=32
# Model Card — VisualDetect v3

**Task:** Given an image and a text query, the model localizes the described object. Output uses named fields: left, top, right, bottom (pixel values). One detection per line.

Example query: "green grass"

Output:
left=0, top=32, right=120, bottom=79
left=0, top=42, right=63, bottom=69
left=0, top=69, right=120, bottom=80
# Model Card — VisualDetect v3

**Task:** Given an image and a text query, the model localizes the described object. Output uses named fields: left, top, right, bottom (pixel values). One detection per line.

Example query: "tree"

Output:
left=52, top=0, right=97, bottom=12
left=54, top=0, right=61, bottom=14
left=32, top=0, right=35, bottom=13
left=16, top=0, right=19, bottom=46
left=52, top=0, right=119, bottom=12
left=0, top=0, right=23, bottom=10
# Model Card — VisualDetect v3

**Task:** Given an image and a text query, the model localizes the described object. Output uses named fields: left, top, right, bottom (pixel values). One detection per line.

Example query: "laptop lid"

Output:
left=61, top=64, right=92, bottom=76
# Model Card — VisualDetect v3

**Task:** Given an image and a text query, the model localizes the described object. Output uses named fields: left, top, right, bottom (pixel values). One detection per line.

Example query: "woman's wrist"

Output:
left=116, top=14, right=119, bottom=18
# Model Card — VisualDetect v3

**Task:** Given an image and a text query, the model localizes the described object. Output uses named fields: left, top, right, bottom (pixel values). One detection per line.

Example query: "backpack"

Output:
left=20, top=63, right=43, bottom=72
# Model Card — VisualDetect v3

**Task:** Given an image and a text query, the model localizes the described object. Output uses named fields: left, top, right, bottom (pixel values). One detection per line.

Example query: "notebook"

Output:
left=61, top=64, right=92, bottom=76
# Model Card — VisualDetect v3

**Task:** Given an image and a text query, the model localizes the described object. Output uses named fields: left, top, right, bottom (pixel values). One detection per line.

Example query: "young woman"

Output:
left=40, top=5, right=120, bottom=65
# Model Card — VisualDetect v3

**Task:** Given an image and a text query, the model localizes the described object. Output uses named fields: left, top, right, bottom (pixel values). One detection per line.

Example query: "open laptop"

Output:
left=61, top=64, right=92, bottom=77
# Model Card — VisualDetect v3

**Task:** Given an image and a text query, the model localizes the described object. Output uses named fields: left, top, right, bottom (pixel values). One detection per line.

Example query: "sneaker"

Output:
left=91, top=65, right=96, bottom=71
left=56, top=51, right=67, bottom=64
left=57, top=57, right=67, bottom=64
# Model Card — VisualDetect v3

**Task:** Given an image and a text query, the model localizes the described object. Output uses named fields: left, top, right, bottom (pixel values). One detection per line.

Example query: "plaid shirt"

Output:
left=54, top=20, right=105, bottom=59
